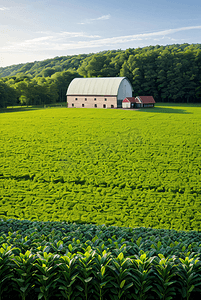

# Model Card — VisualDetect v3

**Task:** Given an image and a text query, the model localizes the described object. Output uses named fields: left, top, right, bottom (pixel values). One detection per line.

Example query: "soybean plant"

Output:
left=177, top=256, right=201, bottom=300
left=57, top=252, right=79, bottom=300
left=0, top=244, right=14, bottom=300
left=108, top=252, right=133, bottom=299
left=131, top=253, right=155, bottom=300
left=152, top=254, right=177, bottom=300
left=77, top=249, right=96, bottom=300
left=93, top=250, right=112, bottom=300
left=34, top=252, right=60, bottom=300
left=12, top=250, right=36, bottom=300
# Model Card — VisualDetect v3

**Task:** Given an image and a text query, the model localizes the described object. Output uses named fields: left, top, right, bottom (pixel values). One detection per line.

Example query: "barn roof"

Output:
left=67, top=77, right=127, bottom=96
left=123, top=97, right=141, bottom=103
left=136, top=96, right=155, bottom=104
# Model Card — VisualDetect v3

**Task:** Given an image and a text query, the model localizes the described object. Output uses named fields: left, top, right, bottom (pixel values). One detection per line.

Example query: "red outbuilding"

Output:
left=122, top=96, right=155, bottom=108
left=122, top=97, right=140, bottom=108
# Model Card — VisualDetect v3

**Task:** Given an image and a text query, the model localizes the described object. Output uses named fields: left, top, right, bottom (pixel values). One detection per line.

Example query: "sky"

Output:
left=0, top=0, right=201, bottom=67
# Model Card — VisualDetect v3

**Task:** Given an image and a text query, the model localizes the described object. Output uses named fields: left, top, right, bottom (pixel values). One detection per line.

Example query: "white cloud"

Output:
left=58, top=31, right=101, bottom=38
left=35, top=31, right=100, bottom=39
left=1, top=25, right=201, bottom=53
left=52, top=25, right=201, bottom=50
left=78, top=14, right=111, bottom=24
left=0, top=7, right=9, bottom=11
left=96, top=14, right=111, bottom=21
left=1, top=31, right=101, bottom=52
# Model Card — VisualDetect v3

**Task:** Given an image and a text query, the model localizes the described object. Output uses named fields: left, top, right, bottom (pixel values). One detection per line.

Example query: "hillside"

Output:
left=1, top=44, right=201, bottom=79
left=0, top=43, right=201, bottom=108
left=0, top=53, right=92, bottom=78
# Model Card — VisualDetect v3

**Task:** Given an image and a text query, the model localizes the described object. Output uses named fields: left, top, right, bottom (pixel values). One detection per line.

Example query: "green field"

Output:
left=0, top=104, right=201, bottom=230
left=1, top=219, right=201, bottom=300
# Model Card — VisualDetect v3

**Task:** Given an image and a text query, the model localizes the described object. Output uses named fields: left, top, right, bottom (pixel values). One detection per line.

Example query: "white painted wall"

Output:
left=117, top=78, right=132, bottom=100
left=122, top=102, right=130, bottom=108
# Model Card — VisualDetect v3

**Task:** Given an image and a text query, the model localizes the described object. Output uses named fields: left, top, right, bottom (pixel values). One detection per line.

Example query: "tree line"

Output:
left=0, top=43, right=201, bottom=108
left=0, top=70, right=81, bottom=108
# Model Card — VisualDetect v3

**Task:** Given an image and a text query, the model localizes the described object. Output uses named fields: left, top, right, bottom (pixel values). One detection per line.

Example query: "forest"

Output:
left=0, top=43, right=201, bottom=108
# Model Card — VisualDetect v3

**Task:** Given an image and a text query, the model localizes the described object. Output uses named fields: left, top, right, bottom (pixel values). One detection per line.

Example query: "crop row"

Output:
left=1, top=219, right=201, bottom=260
left=1, top=219, right=201, bottom=300
left=1, top=246, right=201, bottom=300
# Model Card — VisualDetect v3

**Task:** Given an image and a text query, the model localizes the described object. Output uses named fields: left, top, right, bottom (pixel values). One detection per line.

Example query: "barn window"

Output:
left=94, top=98, right=96, bottom=100
left=85, top=98, right=87, bottom=101
left=82, top=104, right=84, bottom=107
left=72, top=103, right=74, bottom=107
left=111, top=105, right=114, bottom=108
left=75, top=98, right=78, bottom=100
left=94, top=104, right=97, bottom=108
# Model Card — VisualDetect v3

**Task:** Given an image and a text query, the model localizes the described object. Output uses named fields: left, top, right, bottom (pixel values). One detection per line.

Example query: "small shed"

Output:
left=122, top=96, right=155, bottom=108
left=122, top=97, right=140, bottom=108
left=136, top=96, right=155, bottom=108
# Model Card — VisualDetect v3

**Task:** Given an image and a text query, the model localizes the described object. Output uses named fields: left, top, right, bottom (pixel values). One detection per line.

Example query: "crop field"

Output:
left=1, top=219, right=201, bottom=299
left=0, top=104, right=201, bottom=230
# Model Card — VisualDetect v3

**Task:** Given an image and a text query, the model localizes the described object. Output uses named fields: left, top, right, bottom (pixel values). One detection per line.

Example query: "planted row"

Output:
left=1, top=243, right=201, bottom=300
left=1, top=220, right=201, bottom=259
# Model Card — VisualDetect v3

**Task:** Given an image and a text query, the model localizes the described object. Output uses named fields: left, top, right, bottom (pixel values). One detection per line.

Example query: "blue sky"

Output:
left=0, top=0, right=201, bottom=67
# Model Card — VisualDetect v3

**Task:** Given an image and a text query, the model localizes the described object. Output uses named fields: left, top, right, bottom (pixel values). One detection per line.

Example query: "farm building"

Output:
left=66, top=77, right=133, bottom=108
left=122, top=97, right=140, bottom=109
left=122, top=96, right=155, bottom=108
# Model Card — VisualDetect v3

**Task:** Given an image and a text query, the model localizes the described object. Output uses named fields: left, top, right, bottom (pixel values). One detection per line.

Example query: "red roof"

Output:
left=123, top=97, right=140, bottom=103
left=136, top=96, right=155, bottom=104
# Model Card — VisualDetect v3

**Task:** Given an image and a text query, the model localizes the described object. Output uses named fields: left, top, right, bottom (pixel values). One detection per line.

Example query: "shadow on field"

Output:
left=0, top=107, right=44, bottom=113
left=0, top=104, right=67, bottom=113
left=138, top=106, right=192, bottom=114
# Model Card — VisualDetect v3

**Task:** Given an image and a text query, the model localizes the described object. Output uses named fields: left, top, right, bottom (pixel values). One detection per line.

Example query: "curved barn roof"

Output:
left=66, top=77, right=127, bottom=96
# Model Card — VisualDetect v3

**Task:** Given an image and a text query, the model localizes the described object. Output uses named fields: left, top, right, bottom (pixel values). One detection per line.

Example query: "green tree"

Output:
left=0, top=80, right=17, bottom=107
left=40, top=67, right=56, bottom=77
left=51, top=70, right=81, bottom=102
left=78, top=53, right=117, bottom=78
left=14, top=80, right=30, bottom=105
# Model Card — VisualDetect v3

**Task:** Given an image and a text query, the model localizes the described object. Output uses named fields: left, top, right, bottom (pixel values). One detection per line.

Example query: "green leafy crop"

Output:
left=0, top=105, right=201, bottom=230
left=1, top=219, right=201, bottom=299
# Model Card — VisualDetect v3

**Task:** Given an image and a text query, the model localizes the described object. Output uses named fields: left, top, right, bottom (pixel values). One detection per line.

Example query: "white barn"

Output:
left=66, top=77, right=133, bottom=108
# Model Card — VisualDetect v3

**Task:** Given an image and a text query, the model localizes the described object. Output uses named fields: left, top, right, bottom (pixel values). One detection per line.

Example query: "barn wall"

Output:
left=117, top=78, right=132, bottom=101
left=67, top=96, right=117, bottom=108
left=122, top=102, right=130, bottom=108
